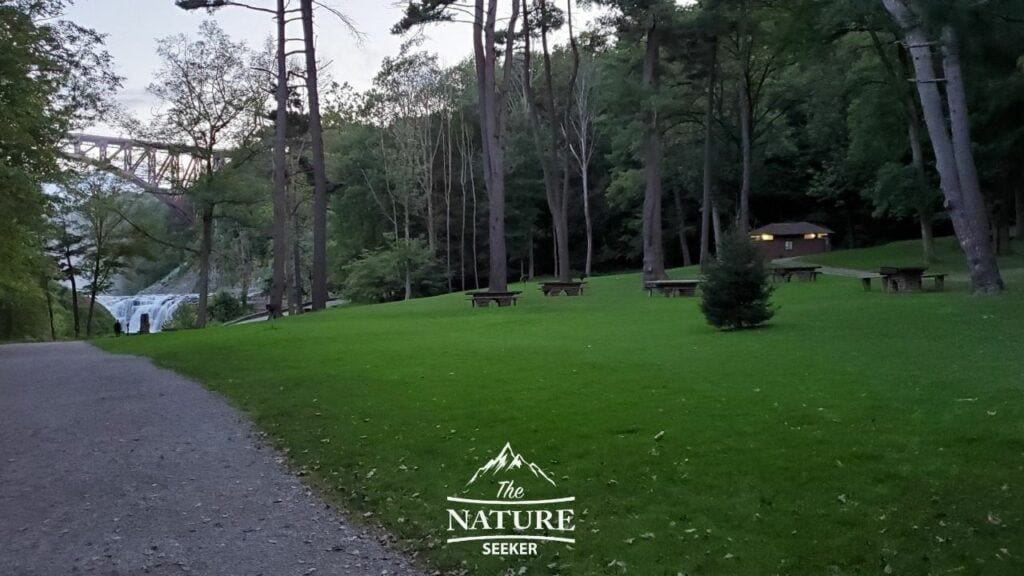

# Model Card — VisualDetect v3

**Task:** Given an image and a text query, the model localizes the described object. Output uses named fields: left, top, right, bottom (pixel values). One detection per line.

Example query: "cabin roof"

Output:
left=750, top=222, right=834, bottom=236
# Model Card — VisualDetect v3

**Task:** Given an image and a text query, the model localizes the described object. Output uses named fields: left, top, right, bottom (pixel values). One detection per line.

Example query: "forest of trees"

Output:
left=3, top=0, right=1023, bottom=339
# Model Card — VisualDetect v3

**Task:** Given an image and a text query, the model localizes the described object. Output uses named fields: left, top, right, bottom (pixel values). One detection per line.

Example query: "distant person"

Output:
left=113, top=320, right=123, bottom=337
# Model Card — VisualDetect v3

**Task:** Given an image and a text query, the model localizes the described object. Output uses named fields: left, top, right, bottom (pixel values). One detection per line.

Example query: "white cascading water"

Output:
left=96, top=294, right=197, bottom=334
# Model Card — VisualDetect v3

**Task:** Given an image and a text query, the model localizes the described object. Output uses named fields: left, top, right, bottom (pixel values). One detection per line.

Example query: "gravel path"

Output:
left=0, top=342, right=423, bottom=576
left=771, top=257, right=873, bottom=278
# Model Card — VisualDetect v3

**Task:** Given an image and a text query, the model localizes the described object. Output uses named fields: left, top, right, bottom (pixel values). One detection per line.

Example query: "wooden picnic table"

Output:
left=769, top=264, right=822, bottom=282
left=540, top=280, right=586, bottom=296
left=645, top=279, right=702, bottom=297
left=865, top=266, right=946, bottom=293
left=879, top=266, right=927, bottom=293
left=468, top=291, right=522, bottom=307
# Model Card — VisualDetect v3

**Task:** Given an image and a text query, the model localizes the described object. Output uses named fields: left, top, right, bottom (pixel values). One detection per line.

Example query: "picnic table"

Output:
left=769, top=264, right=821, bottom=282
left=864, top=266, right=944, bottom=293
left=468, top=291, right=522, bottom=307
left=878, top=266, right=926, bottom=292
left=645, top=279, right=702, bottom=297
left=540, top=280, right=586, bottom=296
left=872, top=266, right=947, bottom=292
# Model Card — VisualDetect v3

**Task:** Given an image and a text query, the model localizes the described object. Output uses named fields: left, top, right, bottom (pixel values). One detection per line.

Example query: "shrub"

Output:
left=341, top=239, right=443, bottom=303
left=700, top=230, right=774, bottom=330
left=167, top=302, right=199, bottom=330
left=209, top=291, right=245, bottom=323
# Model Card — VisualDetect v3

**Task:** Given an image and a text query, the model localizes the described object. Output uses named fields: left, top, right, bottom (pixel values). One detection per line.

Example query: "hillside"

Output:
left=97, top=249, right=1024, bottom=575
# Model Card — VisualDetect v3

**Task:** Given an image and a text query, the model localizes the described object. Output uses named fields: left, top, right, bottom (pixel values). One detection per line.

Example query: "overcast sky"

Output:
left=64, top=0, right=609, bottom=136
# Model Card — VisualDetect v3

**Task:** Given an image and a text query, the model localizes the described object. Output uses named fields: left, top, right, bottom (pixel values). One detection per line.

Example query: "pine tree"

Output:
left=700, top=230, right=774, bottom=330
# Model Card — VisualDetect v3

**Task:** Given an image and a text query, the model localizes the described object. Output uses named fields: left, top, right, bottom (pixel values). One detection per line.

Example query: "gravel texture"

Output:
left=0, top=341, right=423, bottom=576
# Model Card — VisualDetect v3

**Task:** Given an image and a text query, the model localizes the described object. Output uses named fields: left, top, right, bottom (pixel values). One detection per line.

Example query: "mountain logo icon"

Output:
left=467, top=442, right=557, bottom=487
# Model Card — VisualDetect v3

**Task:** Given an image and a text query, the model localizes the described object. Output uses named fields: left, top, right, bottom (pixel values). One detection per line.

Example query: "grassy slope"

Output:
left=798, top=236, right=1024, bottom=275
left=98, top=248, right=1024, bottom=575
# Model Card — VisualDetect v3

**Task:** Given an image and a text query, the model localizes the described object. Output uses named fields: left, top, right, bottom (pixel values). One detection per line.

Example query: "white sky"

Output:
left=64, top=0, right=610, bottom=136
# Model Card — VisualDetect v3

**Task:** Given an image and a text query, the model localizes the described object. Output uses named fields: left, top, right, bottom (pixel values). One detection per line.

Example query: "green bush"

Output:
left=341, top=239, right=443, bottom=303
left=209, top=291, right=245, bottom=323
left=700, top=230, right=775, bottom=330
left=167, top=302, right=199, bottom=330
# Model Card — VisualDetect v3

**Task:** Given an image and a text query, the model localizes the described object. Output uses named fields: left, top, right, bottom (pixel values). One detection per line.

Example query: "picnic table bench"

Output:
left=860, top=269, right=946, bottom=292
left=468, top=291, right=522, bottom=307
left=879, top=266, right=927, bottom=293
left=645, top=279, right=702, bottom=297
left=858, top=267, right=946, bottom=292
left=540, top=280, right=586, bottom=296
left=858, top=273, right=883, bottom=291
left=769, top=264, right=822, bottom=282
left=922, top=272, right=947, bottom=291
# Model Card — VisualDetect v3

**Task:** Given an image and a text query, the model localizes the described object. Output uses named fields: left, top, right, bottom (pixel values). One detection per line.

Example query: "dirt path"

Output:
left=0, top=342, right=422, bottom=576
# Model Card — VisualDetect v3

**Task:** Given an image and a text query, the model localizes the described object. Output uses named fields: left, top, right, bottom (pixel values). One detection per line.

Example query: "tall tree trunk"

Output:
left=1015, top=185, right=1024, bottom=239
left=475, top=0, right=517, bottom=292
left=737, top=5, right=753, bottom=234
left=445, top=116, right=453, bottom=292
left=712, top=199, right=723, bottom=255
left=43, top=276, right=56, bottom=341
left=700, top=37, right=717, bottom=270
left=471, top=150, right=480, bottom=290
left=475, top=0, right=503, bottom=291
left=65, top=248, right=79, bottom=338
left=292, top=209, right=303, bottom=314
left=882, top=0, right=1002, bottom=293
left=86, top=253, right=100, bottom=337
left=521, top=0, right=571, bottom=282
left=581, top=159, right=593, bottom=277
left=941, top=25, right=1003, bottom=283
left=673, top=189, right=692, bottom=267
left=427, top=189, right=436, bottom=254
left=300, top=0, right=330, bottom=309
left=240, top=260, right=251, bottom=309
left=550, top=149, right=571, bottom=279
left=459, top=117, right=469, bottom=291
left=86, top=290, right=97, bottom=337
left=737, top=79, right=753, bottom=233
left=920, top=214, right=935, bottom=261
left=641, top=22, right=667, bottom=283
left=403, top=200, right=412, bottom=301
left=548, top=0, right=575, bottom=281
left=569, top=0, right=592, bottom=278
left=552, top=222, right=559, bottom=277
left=892, top=35, right=936, bottom=262
left=528, top=230, right=535, bottom=280
left=908, top=118, right=935, bottom=262
left=197, top=203, right=213, bottom=327
left=269, top=0, right=288, bottom=318
left=286, top=254, right=297, bottom=313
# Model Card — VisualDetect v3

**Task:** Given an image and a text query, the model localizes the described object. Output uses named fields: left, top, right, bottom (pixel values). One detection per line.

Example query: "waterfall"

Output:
left=96, top=294, right=197, bottom=334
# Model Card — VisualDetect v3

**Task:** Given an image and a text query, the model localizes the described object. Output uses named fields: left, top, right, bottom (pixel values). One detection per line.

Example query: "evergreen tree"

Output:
left=700, top=230, right=773, bottom=330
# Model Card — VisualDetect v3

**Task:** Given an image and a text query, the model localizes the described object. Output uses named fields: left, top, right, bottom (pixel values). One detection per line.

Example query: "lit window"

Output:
left=751, top=234, right=774, bottom=241
left=804, top=233, right=816, bottom=240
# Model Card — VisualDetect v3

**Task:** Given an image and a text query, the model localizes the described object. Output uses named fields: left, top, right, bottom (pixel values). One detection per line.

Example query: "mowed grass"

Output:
left=97, top=244, right=1024, bottom=575
left=800, top=236, right=1024, bottom=275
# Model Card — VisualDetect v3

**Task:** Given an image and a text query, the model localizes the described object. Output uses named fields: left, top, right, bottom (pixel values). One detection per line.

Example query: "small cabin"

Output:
left=750, top=222, right=833, bottom=260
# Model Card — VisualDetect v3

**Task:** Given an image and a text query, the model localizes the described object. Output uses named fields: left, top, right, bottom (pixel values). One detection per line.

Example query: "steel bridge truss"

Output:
left=60, top=133, right=229, bottom=220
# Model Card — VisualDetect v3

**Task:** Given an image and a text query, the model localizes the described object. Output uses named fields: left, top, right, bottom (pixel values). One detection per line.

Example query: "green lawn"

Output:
left=97, top=243, right=1024, bottom=575
left=798, top=236, right=1024, bottom=275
